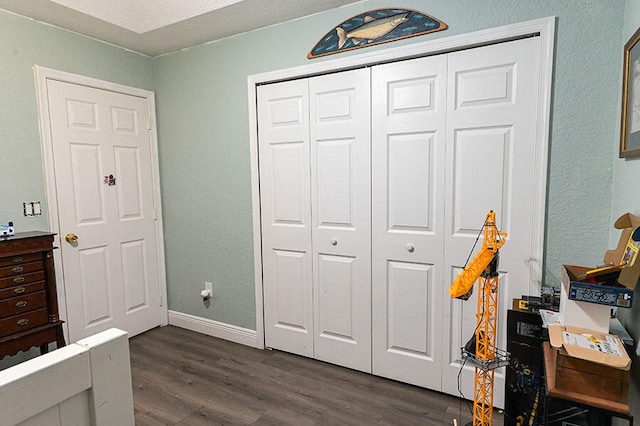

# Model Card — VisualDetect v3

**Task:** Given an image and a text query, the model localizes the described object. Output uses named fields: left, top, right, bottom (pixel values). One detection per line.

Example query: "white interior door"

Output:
left=46, top=79, right=163, bottom=342
left=441, top=36, right=541, bottom=406
left=371, top=55, right=447, bottom=387
left=258, top=79, right=314, bottom=358
left=310, top=69, right=371, bottom=373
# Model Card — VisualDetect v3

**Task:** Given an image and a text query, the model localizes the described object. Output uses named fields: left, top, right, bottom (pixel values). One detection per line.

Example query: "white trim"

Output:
left=168, top=310, right=258, bottom=348
left=33, top=66, right=169, bottom=340
left=248, top=77, right=265, bottom=350
left=248, top=17, right=555, bottom=348
left=529, top=18, right=555, bottom=296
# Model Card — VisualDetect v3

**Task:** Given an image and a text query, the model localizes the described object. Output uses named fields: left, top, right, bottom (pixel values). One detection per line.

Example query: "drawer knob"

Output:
left=15, top=301, right=27, bottom=308
left=13, top=276, right=25, bottom=284
left=406, top=243, right=415, bottom=253
left=12, top=266, right=24, bottom=273
left=14, top=287, right=26, bottom=294
left=11, top=256, right=23, bottom=263
left=17, top=318, right=29, bottom=326
left=331, top=238, right=338, bottom=246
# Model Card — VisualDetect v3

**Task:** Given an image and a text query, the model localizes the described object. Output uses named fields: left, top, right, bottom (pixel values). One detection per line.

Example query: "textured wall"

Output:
left=154, top=0, right=625, bottom=330
left=613, top=1, right=640, bottom=422
left=0, top=0, right=633, bottom=411
left=616, top=0, right=640, bottom=230
left=0, top=9, right=153, bottom=368
left=0, top=10, right=154, bottom=233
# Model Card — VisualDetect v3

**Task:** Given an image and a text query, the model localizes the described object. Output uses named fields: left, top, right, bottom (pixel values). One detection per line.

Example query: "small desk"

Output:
left=542, top=342, right=633, bottom=425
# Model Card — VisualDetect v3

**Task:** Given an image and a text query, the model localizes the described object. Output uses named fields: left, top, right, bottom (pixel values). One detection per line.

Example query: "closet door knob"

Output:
left=331, top=238, right=338, bottom=246
left=406, top=243, right=415, bottom=253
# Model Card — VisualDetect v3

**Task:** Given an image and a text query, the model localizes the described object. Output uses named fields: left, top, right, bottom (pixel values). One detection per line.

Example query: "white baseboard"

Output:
left=168, top=310, right=258, bottom=348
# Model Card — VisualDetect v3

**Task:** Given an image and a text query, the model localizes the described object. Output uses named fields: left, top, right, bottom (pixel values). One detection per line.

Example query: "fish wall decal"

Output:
left=308, top=8, right=447, bottom=59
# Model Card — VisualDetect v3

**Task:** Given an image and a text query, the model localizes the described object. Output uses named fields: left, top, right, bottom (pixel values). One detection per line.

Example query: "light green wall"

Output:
left=613, top=1, right=640, bottom=422
left=0, top=0, right=636, bottom=413
left=614, top=1, right=640, bottom=224
left=0, top=9, right=153, bottom=368
left=0, top=9, right=154, bottom=233
left=154, top=0, right=625, bottom=330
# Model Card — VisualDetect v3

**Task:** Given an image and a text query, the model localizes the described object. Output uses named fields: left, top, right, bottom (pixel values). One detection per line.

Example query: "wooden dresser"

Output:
left=0, top=231, right=65, bottom=359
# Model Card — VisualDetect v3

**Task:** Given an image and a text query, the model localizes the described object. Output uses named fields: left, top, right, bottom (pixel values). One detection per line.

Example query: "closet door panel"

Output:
left=387, top=132, right=434, bottom=229
left=317, top=254, right=356, bottom=337
left=442, top=36, right=541, bottom=406
left=452, top=128, right=509, bottom=228
left=258, top=80, right=314, bottom=357
left=386, top=261, right=432, bottom=353
left=372, top=55, right=447, bottom=387
left=272, top=249, right=309, bottom=327
left=310, top=69, right=371, bottom=373
left=315, top=139, right=354, bottom=226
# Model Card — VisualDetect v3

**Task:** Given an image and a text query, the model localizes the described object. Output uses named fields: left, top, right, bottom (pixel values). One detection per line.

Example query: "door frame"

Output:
left=248, top=17, right=556, bottom=349
left=33, top=66, right=169, bottom=339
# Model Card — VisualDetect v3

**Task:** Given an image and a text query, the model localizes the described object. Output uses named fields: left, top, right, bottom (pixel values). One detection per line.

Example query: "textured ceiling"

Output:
left=0, top=0, right=362, bottom=56
left=48, top=0, right=246, bottom=34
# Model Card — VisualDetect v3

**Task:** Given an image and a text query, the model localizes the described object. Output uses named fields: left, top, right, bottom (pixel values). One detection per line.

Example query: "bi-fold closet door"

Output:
left=370, top=54, right=448, bottom=388
left=258, top=35, right=541, bottom=401
left=258, top=68, right=372, bottom=373
left=371, top=36, right=541, bottom=402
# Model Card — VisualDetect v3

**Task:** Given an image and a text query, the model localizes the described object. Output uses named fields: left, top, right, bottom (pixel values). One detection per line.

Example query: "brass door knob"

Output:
left=65, top=233, right=78, bottom=243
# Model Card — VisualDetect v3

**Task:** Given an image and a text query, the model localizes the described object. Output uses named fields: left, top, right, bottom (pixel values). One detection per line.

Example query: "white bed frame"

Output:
left=0, top=328, right=134, bottom=426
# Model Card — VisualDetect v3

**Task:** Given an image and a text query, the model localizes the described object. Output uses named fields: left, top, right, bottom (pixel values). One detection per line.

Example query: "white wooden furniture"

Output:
left=0, top=328, right=134, bottom=426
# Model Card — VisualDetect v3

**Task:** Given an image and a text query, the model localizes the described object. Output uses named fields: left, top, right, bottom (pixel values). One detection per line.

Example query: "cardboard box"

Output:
left=562, top=265, right=633, bottom=308
left=548, top=325, right=631, bottom=404
left=559, top=278, right=610, bottom=332
left=548, top=325, right=631, bottom=370
left=559, top=213, right=640, bottom=328
left=604, top=212, right=640, bottom=289
left=546, top=344, right=630, bottom=404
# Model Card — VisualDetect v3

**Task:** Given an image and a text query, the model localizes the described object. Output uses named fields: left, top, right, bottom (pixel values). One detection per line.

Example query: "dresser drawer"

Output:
left=0, top=291, right=47, bottom=319
left=0, top=261, right=43, bottom=279
left=0, top=253, right=42, bottom=268
left=0, top=281, right=45, bottom=299
left=0, top=308, right=48, bottom=335
left=0, top=271, right=45, bottom=290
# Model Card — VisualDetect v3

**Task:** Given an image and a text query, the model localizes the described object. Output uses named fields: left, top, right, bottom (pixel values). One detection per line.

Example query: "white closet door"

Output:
left=258, top=80, right=313, bottom=357
left=310, top=69, right=372, bottom=373
left=442, top=36, right=541, bottom=406
left=258, top=36, right=545, bottom=400
left=371, top=55, right=448, bottom=387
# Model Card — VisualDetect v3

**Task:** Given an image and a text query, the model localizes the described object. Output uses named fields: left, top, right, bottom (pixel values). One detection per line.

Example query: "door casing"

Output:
left=248, top=17, right=555, bottom=350
left=34, top=66, right=168, bottom=340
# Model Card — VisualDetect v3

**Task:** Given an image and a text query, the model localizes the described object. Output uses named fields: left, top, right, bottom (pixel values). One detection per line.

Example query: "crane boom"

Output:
left=449, top=211, right=507, bottom=299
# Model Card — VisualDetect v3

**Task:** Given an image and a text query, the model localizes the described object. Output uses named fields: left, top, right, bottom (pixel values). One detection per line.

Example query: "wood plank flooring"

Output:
left=130, top=326, right=504, bottom=425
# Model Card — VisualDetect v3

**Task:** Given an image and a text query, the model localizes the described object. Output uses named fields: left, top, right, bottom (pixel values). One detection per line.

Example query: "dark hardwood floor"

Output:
left=130, top=326, right=504, bottom=425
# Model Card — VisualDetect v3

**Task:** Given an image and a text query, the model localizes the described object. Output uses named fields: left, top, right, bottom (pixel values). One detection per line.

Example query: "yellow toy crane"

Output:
left=450, top=211, right=509, bottom=426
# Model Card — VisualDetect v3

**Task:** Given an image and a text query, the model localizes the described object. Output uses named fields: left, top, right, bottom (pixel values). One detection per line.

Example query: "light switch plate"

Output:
left=23, top=201, right=42, bottom=217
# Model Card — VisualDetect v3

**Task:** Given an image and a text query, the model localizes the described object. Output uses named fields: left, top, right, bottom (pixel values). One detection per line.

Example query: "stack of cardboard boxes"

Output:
left=550, top=213, right=639, bottom=403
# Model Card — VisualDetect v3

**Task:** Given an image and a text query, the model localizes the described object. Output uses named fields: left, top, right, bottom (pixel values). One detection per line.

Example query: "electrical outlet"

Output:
left=205, top=282, right=212, bottom=294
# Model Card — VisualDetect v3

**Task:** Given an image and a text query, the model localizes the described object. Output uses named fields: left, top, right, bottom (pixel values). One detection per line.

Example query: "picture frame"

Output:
left=621, top=26, right=640, bottom=158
